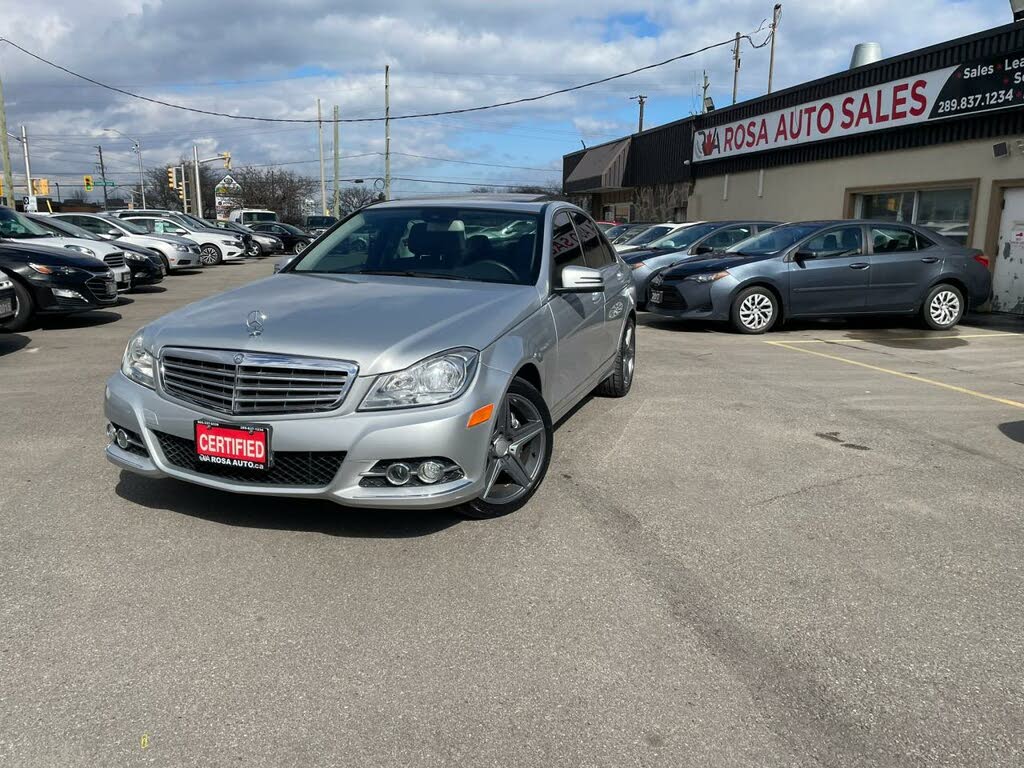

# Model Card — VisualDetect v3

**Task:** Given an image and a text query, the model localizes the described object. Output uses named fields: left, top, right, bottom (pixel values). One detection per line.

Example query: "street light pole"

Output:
left=104, top=129, right=146, bottom=208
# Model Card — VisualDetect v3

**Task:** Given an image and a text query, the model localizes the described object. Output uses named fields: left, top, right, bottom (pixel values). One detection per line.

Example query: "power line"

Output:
left=391, top=152, right=554, bottom=172
left=0, top=33, right=769, bottom=124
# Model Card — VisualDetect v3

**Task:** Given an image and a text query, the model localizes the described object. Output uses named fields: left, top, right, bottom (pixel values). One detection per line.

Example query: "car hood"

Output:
left=621, top=247, right=686, bottom=264
left=0, top=240, right=111, bottom=268
left=0, top=234, right=118, bottom=256
left=129, top=233, right=195, bottom=247
left=660, top=252, right=775, bottom=280
left=146, top=273, right=541, bottom=375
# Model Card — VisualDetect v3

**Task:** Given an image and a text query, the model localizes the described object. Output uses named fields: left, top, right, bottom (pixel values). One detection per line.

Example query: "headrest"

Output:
left=408, top=223, right=464, bottom=257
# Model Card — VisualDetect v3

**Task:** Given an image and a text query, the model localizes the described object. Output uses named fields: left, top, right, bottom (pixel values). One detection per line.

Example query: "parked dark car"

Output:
left=0, top=241, right=119, bottom=331
left=304, top=215, right=338, bottom=237
left=624, top=221, right=780, bottom=307
left=248, top=222, right=313, bottom=253
left=647, top=220, right=992, bottom=334
left=607, top=223, right=652, bottom=245
left=28, top=214, right=164, bottom=289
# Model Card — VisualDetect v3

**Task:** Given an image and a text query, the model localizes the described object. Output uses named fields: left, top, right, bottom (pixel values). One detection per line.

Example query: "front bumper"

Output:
left=0, top=283, right=16, bottom=322
left=31, top=271, right=118, bottom=315
left=127, top=258, right=165, bottom=285
left=113, top=265, right=132, bottom=292
left=646, top=277, right=734, bottom=321
left=103, top=364, right=509, bottom=509
left=221, top=243, right=246, bottom=261
left=166, top=248, right=201, bottom=269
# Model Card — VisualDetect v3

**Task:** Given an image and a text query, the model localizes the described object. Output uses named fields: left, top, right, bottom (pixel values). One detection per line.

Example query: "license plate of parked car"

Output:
left=650, top=290, right=663, bottom=303
left=0, top=298, right=12, bottom=317
left=194, top=421, right=271, bottom=470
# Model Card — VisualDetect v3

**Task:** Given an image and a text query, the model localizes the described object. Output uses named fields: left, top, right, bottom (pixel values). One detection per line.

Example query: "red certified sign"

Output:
left=194, top=421, right=270, bottom=470
left=693, top=52, right=1024, bottom=162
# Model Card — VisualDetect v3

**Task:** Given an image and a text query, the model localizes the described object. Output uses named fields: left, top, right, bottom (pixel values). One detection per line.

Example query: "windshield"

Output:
left=623, top=225, right=675, bottom=246
left=106, top=216, right=146, bottom=235
left=649, top=223, right=722, bottom=250
left=177, top=213, right=209, bottom=229
left=0, top=208, right=53, bottom=239
left=306, top=216, right=336, bottom=228
left=291, top=206, right=540, bottom=286
left=726, top=224, right=824, bottom=256
left=604, top=224, right=631, bottom=239
left=243, top=211, right=277, bottom=223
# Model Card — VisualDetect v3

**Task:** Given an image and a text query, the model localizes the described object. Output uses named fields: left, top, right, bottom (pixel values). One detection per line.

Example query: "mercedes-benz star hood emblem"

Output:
left=246, top=310, right=267, bottom=337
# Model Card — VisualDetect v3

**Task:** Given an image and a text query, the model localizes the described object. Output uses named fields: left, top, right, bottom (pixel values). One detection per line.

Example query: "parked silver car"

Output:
left=52, top=212, right=202, bottom=271
left=105, top=197, right=636, bottom=518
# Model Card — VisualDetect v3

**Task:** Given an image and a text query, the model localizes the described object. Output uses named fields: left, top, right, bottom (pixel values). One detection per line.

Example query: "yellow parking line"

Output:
left=767, top=340, right=1024, bottom=410
left=775, top=332, right=1020, bottom=344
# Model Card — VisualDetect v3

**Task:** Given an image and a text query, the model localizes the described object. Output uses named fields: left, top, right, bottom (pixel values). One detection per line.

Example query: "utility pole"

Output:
left=20, top=127, right=33, bottom=209
left=630, top=94, right=647, bottom=133
left=0, top=72, right=14, bottom=209
left=317, top=98, right=327, bottom=216
left=702, top=70, right=711, bottom=112
left=332, top=104, right=340, bottom=218
left=732, top=32, right=741, bottom=105
left=767, top=4, right=782, bottom=94
left=192, top=144, right=202, bottom=217
left=384, top=65, right=391, bottom=201
left=96, top=144, right=108, bottom=209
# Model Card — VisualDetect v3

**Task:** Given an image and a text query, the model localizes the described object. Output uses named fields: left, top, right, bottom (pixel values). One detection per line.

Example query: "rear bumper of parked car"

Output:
left=103, top=364, right=511, bottom=509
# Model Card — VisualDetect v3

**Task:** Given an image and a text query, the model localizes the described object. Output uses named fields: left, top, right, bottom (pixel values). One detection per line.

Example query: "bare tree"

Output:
left=229, top=167, right=317, bottom=224
left=337, top=185, right=379, bottom=215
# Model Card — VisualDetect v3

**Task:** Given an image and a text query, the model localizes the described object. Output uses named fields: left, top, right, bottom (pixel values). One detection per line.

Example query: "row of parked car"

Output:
left=597, top=218, right=993, bottom=334
left=0, top=205, right=315, bottom=332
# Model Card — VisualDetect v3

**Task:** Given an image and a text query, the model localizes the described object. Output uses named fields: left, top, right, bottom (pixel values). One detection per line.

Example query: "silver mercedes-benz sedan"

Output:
left=105, top=196, right=636, bottom=518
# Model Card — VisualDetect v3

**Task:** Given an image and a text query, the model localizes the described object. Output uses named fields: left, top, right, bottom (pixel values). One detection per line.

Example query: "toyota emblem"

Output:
left=246, top=310, right=267, bottom=337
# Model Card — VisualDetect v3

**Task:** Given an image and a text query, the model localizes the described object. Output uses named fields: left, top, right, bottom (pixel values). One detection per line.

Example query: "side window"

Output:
left=75, top=216, right=106, bottom=235
left=571, top=211, right=612, bottom=268
left=803, top=226, right=863, bottom=257
left=128, top=218, right=155, bottom=233
left=915, top=231, right=935, bottom=250
left=703, top=225, right=753, bottom=250
left=551, top=210, right=586, bottom=287
left=870, top=226, right=919, bottom=254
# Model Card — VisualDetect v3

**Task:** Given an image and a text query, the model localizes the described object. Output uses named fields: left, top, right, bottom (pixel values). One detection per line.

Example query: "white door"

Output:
left=992, top=188, right=1024, bottom=314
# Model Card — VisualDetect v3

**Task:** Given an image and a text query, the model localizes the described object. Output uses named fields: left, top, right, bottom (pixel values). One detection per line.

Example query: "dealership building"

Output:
left=563, top=20, right=1024, bottom=312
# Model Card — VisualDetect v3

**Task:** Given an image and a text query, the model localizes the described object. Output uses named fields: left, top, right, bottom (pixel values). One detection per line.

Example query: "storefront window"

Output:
left=853, top=187, right=972, bottom=244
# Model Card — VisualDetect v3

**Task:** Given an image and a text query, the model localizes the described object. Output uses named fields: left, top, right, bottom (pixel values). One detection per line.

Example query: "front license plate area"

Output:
left=194, top=421, right=272, bottom=471
left=0, top=297, right=12, bottom=317
left=650, top=290, right=663, bottom=304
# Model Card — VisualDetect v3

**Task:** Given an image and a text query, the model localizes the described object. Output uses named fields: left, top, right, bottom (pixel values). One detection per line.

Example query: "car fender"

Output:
left=921, top=270, right=970, bottom=309
left=728, top=273, right=788, bottom=310
left=480, top=304, right=557, bottom=406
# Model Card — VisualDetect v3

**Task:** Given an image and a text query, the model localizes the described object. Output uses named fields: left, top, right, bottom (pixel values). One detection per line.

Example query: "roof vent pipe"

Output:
left=849, top=43, right=882, bottom=69
left=1012, top=0, right=1024, bottom=22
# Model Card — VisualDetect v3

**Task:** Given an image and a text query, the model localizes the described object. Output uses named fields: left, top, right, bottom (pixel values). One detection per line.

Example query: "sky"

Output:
left=0, top=0, right=1015, bottom=204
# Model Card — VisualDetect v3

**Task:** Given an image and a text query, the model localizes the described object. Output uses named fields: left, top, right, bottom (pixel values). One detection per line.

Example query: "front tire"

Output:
left=199, top=244, right=223, bottom=266
left=457, top=378, right=552, bottom=520
left=294, top=240, right=309, bottom=254
left=921, top=283, right=964, bottom=330
left=596, top=317, right=635, bottom=397
left=730, top=286, right=779, bottom=334
left=1, top=279, right=34, bottom=332
left=247, top=241, right=262, bottom=257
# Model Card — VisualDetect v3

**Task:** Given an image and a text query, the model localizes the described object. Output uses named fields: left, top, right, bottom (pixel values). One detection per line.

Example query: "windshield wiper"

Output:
left=330, top=269, right=478, bottom=281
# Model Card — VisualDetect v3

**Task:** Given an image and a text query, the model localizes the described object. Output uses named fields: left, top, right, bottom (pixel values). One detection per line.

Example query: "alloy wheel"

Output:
left=739, top=292, right=774, bottom=331
left=199, top=245, right=219, bottom=265
left=623, top=322, right=636, bottom=387
left=481, top=392, right=548, bottom=505
left=930, top=290, right=960, bottom=327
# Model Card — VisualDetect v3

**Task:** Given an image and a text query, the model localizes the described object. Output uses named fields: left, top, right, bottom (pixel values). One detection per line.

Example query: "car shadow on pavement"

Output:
left=0, top=332, right=30, bottom=356
left=37, top=310, right=122, bottom=330
left=114, top=472, right=461, bottom=538
left=998, top=421, right=1024, bottom=445
left=130, top=285, right=167, bottom=294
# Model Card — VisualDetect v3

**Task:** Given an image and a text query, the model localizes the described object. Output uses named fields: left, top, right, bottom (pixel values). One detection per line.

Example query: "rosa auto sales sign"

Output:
left=693, top=52, right=1024, bottom=162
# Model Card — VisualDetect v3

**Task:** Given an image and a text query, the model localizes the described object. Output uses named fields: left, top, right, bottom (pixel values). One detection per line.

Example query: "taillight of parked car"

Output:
left=973, top=254, right=991, bottom=268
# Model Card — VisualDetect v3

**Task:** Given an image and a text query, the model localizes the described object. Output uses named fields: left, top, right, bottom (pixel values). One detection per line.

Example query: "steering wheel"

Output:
left=472, top=259, right=519, bottom=281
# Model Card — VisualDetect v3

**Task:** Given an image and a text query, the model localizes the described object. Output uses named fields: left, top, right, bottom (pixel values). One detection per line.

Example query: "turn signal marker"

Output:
left=467, top=404, right=495, bottom=428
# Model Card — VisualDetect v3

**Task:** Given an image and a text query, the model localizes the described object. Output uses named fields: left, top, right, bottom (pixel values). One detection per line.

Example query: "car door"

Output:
left=787, top=224, right=869, bottom=315
left=867, top=225, right=944, bottom=312
left=571, top=211, right=630, bottom=359
left=547, top=210, right=606, bottom=408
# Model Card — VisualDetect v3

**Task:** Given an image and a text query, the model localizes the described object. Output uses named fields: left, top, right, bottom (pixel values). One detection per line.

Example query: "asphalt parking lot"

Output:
left=2, top=259, right=1023, bottom=767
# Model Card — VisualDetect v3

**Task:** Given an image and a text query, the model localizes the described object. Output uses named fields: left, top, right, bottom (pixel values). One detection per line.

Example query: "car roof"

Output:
left=371, top=194, right=558, bottom=214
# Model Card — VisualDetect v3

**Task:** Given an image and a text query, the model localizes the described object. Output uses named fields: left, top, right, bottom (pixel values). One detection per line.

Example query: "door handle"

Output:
left=919, top=256, right=939, bottom=264
left=591, top=293, right=602, bottom=302
left=849, top=262, right=870, bottom=270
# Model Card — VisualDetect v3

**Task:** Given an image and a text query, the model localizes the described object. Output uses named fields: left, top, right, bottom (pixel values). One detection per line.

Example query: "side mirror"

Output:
left=693, top=244, right=714, bottom=255
left=106, top=229, right=122, bottom=238
left=794, top=250, right=817, bottom=262
left=555, top=265, right=604, bottom=293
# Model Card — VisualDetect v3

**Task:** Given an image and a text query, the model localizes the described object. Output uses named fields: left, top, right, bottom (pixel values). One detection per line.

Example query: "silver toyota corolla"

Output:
left=105, top=196, right=636, bottom=518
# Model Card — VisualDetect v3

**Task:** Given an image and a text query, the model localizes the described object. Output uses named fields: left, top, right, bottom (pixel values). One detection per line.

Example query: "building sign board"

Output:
left=693, top=52, right=1024, bottom=162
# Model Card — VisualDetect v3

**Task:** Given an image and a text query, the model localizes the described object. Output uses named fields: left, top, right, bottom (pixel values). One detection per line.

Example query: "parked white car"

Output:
left=51, top=213, right=202, bottom=271
left=615, top=222, right=697, bottom=254
left=121, top=215, right=245, bottom=265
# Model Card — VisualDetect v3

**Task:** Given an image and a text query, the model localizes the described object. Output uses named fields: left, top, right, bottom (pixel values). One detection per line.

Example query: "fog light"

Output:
left=52, top=287, right=86, bottom=301
left=105, top=423, right=117, bottom=442
left=385, top=462, right=412, bottom=486
left=417, top=460, right=446, bottom=484
left=115, top=429, right=130, bottom=450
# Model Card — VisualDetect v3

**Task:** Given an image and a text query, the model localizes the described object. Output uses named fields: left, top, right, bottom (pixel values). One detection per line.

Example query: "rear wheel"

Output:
left=596, top=318, right=635, bottom=397
left=921, top=283, right=964, bottom=330
left=199, top=244, right=222, bottom=265
left=294, top=240, right=309, bottom=254
left=1, top=279, right=34, bottom=332
left=730, top=286, right=779, bottom=334
left=457, top=378, right=552, bottom=520
left=246, top=241, right=262, bottom=257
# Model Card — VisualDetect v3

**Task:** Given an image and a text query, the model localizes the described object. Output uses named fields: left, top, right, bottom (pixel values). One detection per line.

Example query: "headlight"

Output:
left=63, top=244, right=96, bottom=257
left=360, top=348, right=479, bottom=410
left=121, top=330, right=156, bottom=389
left=29, top=262, right=76, bottom=276
left=629, top=261, right=645, bottom=270
left=174, top=244, right=190, bottom=252
left=123, top=251, right=148, bottom=261
left=685, top=271, right=730, bottom=283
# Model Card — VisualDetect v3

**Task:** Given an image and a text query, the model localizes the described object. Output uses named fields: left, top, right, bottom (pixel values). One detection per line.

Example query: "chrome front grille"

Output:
left=159, top=348, right=358, bottom=416
left=103, top=252, right=126, bottom=268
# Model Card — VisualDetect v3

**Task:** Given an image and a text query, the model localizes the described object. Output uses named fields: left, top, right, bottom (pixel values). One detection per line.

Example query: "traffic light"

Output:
left=167, top=168, right=177, bottom=189
left=83, top=175, right=94, bottom=192
left=221, top=152, right=231, bottom=170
